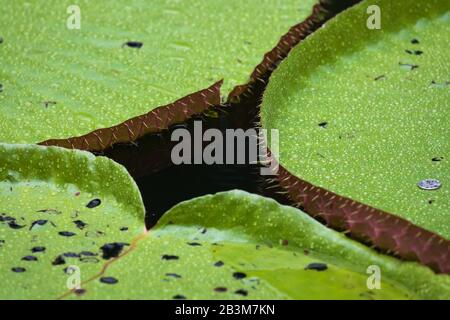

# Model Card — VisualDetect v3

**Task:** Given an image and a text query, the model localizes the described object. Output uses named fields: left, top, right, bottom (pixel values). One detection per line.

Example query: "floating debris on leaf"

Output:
left=74, top=289, right=86, bottom=295
left=100, top=242, right=128, bottom=259
left=233, top=272, right=247, bottom=279
left=399, top=62, right=419, bottom=71
left=122, top=41, right=143, bottom=49
left=52, top=255, right=66, bottom=265
left=29, top=219, right=49, bottom=230
left=80, top=257, right=100, bottom=263
left=86, top=198, right=101, bottom=209
left=214, top=261, right=224, bottom=267
left=42, top=101, right=57, bottom=108
left=31, top=246, right=46, bottom=253
left=8, top=220, right=26, bottom=229
left=305, top=262, right=328, bottom=271
left=80, top=251, right=98, bottom=256
left=22, top=255, right=38, bottom=261
left=162, top=254, right=179, bottom=260
left=59, top=231, right=76, bottom=237
left=73, top=220, right=87, bottom=230
left=374, top=74, right=386, bottom=81
left=318, top=121, right=328, bottom=128
left=85, top=230, right=105, bottom=238
left=36, top=209, right=62, bottom=215
left=235, top=289, right=248, bottom=296
left=100, top=276, right=118, bottom=284
left=63, top=252, right=81, bottom=258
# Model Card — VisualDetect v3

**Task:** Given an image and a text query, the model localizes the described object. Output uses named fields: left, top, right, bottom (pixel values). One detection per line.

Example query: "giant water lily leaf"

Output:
left=69, top=191, right=449, bottom=300
left=260, top=0, right=450, bottom=272
left=0, top=0, right=318, bottom=148
left=0, top=143, right=145, bottom=299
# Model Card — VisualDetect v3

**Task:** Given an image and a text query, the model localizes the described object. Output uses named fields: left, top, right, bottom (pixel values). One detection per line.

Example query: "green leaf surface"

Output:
left=72, top=191, right=449, bottom=300
left=261, top=0, right=450, bottom=238
left=0, top=143, right=145, bottom=299
left=0, top=0, right=316, bottom=144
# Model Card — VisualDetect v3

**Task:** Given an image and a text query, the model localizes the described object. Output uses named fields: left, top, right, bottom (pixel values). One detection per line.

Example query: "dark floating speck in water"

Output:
left=201, top=228, right=207, bottom=234
left=305, top=262, right=328, bottom=271
left=428, top=199, right=435, bottom=205
left=122, top=41, right=143, bottom=49
left=214, top=261, right=224, bottom=267
left=318, top=122, right=328, bottom=128
left=11, top=267, right=26, bottom=273
left=100, top=276, right=118, bottom=284
left=120, top=227, right=128, bottom=231
left=162, top=254, right=179, bottom=260
left=374, top=74, right=386, bottom=81
left=187, top=242, right=202, bottom=246
left=59, top=231, right=76, bottom=237
left=235, top=289, right=248, bottom=296
left=86, top=198, right=101, bottom=209
left=0, top=37, right=3, bottom=44
left=173, top=295, right=186, bottom=300
left=233, top=272, right=247, bottom=280
left=22, top=255, right=38, bottom=261
left=411, top=38, right=419, bottom=44
left=0, top=84, right=3, bottom=93
left=165, top=273, right=182, bottom=279
left=100, top=242, right=128, bottom=259
left=52, top=255, right=66, bottom=265
left=432, top=157, right=443, bottom=162
left=73, top=220, right=87, bottom=230
left=31, top=246, right=46, bottom=253
left=214, top=287, right=228, bottom=292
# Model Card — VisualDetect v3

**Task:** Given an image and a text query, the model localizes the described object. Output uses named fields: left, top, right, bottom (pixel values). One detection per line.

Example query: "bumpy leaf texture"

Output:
left=0, top=143, right=145, bottom=299
left=261, top=0, right=450, bottom=273
left=67, top=191, right=449, bottom=300
left=0, top=0, right=317, bottom=149
left=0, top=145, right=447, bottom=299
